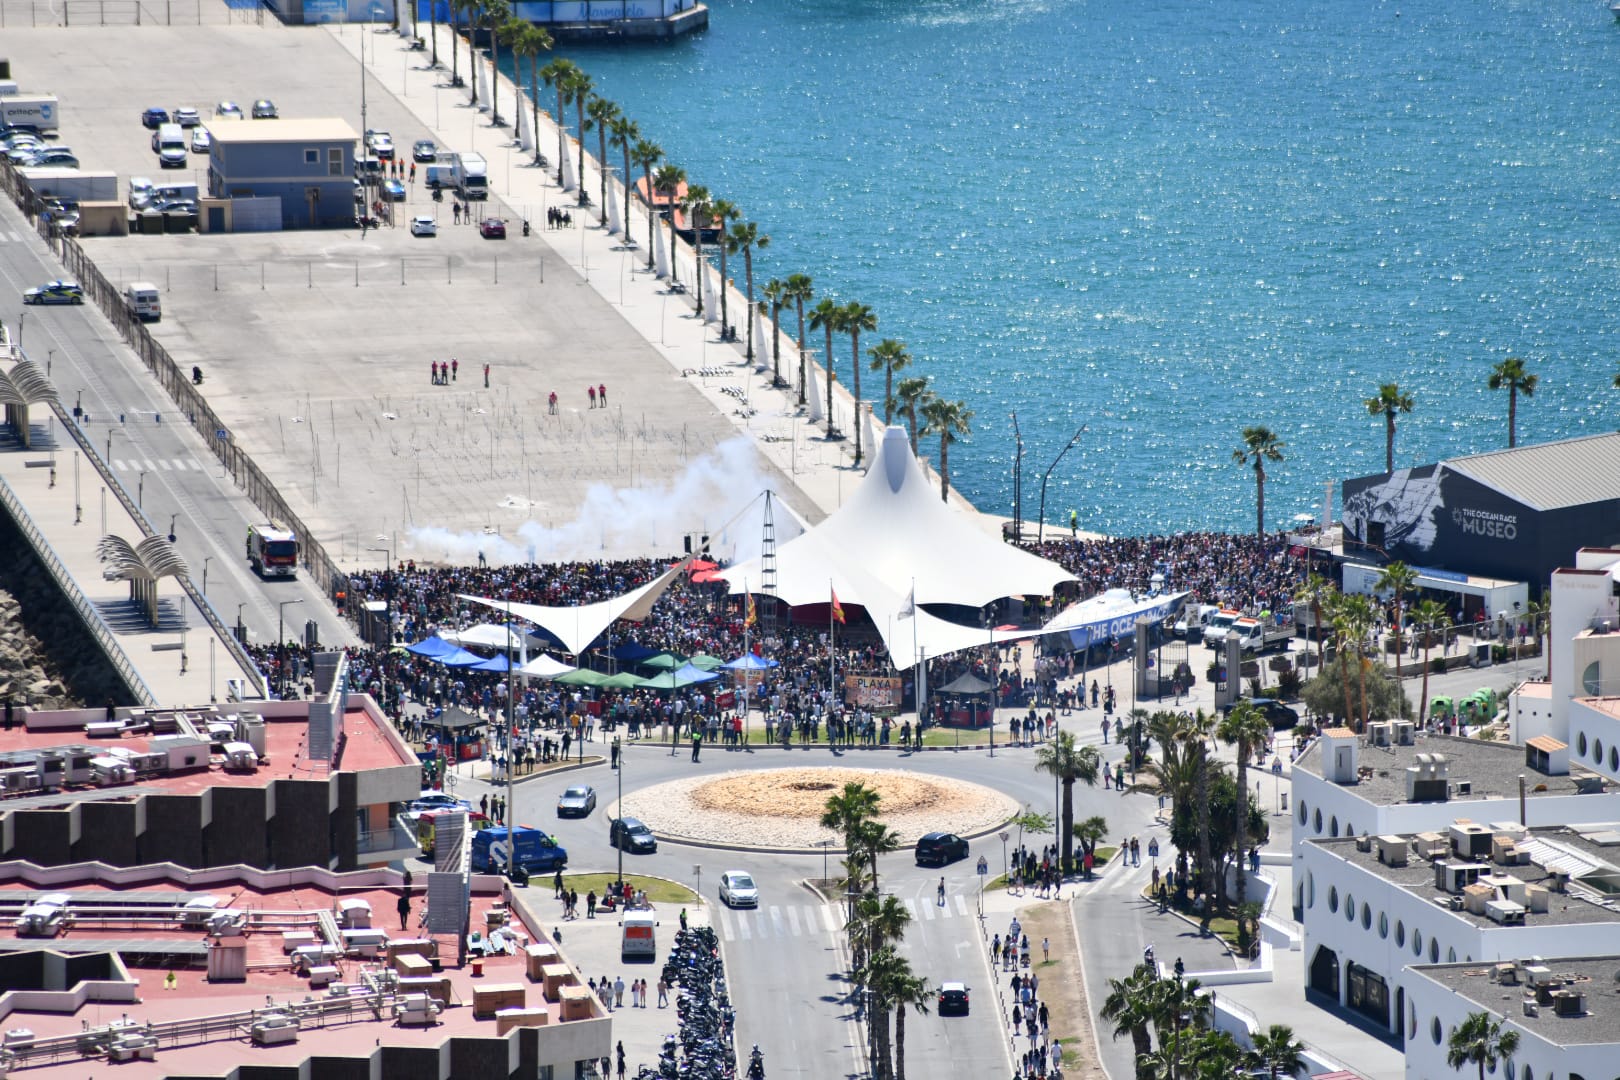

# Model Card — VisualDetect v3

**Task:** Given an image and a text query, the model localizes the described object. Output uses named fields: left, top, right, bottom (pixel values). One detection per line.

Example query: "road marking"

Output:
left=955, top=894, right=969, bottom=916
left=156, top=458, right=172, bottom=470
left=5, top=232, right=17, bottom=242
left=821, top=903, right=840, bottom=933
left=921, top=899, right=936, bottom=920
left=902, top=898, right=919, bottom=922
left=737, top=911, right=752, bottom=941
left=112, top=459, right=128, bottom=470
left=715, top=909, right=733, bottom=941
left=785, top=905, right=802, bottom=936
left=769, top=906, right=784, bottom=938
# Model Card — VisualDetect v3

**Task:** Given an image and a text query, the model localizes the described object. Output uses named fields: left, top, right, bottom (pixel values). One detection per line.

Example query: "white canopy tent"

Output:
left=720, top=426, right=1075, bottom=612
left=653, top=218, right=670, bottom=278
left=521, top=654, right=577, bottom=679
left=606, top=179, right=623, bottom=236
left=1041, top=588, right=1190, bottom=649
left=442, top=623, right=547, bottom=651
left=459, top=558, right=691, bottom=656
left=753, top=306, right=772, bottom=372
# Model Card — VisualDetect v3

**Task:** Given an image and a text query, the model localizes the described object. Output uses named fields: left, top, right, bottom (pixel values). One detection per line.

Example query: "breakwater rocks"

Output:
left=0, top=504, right=127, bottom=709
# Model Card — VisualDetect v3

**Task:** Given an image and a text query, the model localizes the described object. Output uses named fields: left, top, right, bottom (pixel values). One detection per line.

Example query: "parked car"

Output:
left=214, top=101, right=244, bottom=120
left=609, top=816, right=658, bottom=854
left=479, top=217, right=507, bottom=239
left=173, top=106, right=201, bottom=128
left=555, top=785, right=597, bottom=818
left=251, top=99, right=278, bottom=119
left=914, top=832, right=970, bottom=867
left=937, top=982, right=970, bottom=1016
left=1223, top=696, right=1301, bottom=730
left=718, top=871, right=759, bottom=909
left=27, top=151, right=79, bottom=169
left=190, top=128, right=211, bottom=153
left=409, top=215, right=437, bottom=237
left=412, top=138, right=437, bottom=163
left=408, top=792, right=471, bottom=815
left=381, top=178, right=406, bottom=202
left=23, top=280, right=84, bottom=305
left=151, top=199, right=198, bottom=215
left=141, top=107, right=169, bottom=129
left=364, top=129, right=394, bottom=159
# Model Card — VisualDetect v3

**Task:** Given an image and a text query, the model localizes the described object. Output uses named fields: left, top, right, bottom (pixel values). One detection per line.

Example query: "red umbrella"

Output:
left=686, top=558, right=719, bottom=573
left=691, top=569, right=724, bottom=583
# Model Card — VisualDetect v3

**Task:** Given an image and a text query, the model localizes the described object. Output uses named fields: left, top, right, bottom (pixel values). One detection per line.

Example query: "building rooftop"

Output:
left=1414, top=955, right=1620, bottom=1044
left=1579, top=697, right=1620, bottom=722
left=1314, top=823, right=1620, bottom=929
left=1295, top=732, right=1604, bottom=804
left=206, top=117, right=359, bottom=144
left=0, top=863, right=604, bottom=1077
left=1446, top=431, right=1620, bottom=512
left=0, top=701, right=415, bottom=805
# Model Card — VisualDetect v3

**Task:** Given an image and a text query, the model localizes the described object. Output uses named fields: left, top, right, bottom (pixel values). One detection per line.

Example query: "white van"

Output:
left=152, top=123, right=187, bottom=169
left=620, top=911, right=656, bottom=960
left=123, top=282, right=160, bottom=323
left=1173, top=603, right=1220, bottom=641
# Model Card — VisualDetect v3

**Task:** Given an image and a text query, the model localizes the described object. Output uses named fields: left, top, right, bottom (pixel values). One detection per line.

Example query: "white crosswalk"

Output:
left=113, top=457, right=204, bottom=472
left=713, top=894, right=972, bottom=942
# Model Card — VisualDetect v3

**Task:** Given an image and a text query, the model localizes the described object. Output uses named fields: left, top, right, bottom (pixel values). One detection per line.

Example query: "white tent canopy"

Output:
left=442, top=623, right=546, bottom=651
left=460, top=558, right=690, bottom=656
left=753, top=306, right=772, bottom=371
left=653, top=217, right=670, bottom=278
left=1041, top=588, right=1190, bottom=649
left=521, top=654, right=577, bottom=679
left=606, top=179, right=623, bottom=235
left=720, top=425, right=1075, bottom=612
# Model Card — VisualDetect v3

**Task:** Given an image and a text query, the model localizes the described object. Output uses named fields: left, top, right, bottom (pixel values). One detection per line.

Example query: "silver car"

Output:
left=718, top=870, right=759, bottom=908
left=556, top=785, right=597, bottom=818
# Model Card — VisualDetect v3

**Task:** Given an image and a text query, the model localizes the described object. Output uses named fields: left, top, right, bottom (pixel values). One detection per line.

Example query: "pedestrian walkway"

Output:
left=711, top=892, right=976, bottom=943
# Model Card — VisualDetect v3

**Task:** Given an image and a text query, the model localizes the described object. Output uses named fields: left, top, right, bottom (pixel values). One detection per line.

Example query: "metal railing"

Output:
left=0, top=0, right=251, bottom=26
left=0, top=473, right=156, bottom=706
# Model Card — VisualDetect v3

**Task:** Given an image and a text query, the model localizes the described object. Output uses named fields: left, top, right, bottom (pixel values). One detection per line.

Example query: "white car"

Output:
left=214, top=101, right=244, bottom=120
left=364, top=129, right=394, bottom=159
left=190, top=128, right=211, bottom=153
left=718, top=870, right=759, bottom=909
left=410, top=215, right=437, bottom=237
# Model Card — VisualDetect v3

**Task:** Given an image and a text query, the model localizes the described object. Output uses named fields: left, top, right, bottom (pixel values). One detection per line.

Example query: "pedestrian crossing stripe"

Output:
left=715, top=900, right=969, bottom=943
left=114, top=458, right=203, bottom=472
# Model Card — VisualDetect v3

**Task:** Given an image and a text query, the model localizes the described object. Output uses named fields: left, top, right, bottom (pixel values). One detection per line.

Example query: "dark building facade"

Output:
left=1342, top=432, right=1620, bottom=593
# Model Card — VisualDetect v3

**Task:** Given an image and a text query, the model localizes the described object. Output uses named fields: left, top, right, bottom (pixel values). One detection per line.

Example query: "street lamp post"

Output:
left=202, top=557, right=211, bottom=596
left=1036, top=424, right=1087, bottom=544
left=137, top=471, right=146, bottom=510
left=615, top=736, right=624, bottom=889
left=999, top=830, right=1010, bottom=882
left=236, top=602, right=246, bottom=645
left=168, top=514, right=177, bottom=542
left=277, top=599, right=305, bottom=698
left=1009, top=412, right=1023, bottom=544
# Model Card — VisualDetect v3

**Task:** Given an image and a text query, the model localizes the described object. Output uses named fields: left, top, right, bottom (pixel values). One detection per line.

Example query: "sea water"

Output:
left=534, top=0, right=1620, bottom=535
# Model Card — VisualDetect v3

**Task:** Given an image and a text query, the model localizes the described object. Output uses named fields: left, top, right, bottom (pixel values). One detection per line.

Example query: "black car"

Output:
left=610, top=816, right=658, bottom=853
left=142, top=107, right=169, bottom=129
left=1224, top=697, right=1300, bottom=730
left=915, top=832, right=970, bottom=867
left=937, top=982, right=970, bottom=1016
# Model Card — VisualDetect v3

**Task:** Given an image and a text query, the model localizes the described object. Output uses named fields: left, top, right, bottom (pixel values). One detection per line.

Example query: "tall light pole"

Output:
left=1009, top=412, right=1023, bottom=544
left=277, top=599, right=304, bottom=698
left=615, top=735, right=624, bottom=889
left=201, top=556, right=211, bottom=596
left=138, top=470, right=146, bottom=510
left=1037, top=424, right=1087, bottom=544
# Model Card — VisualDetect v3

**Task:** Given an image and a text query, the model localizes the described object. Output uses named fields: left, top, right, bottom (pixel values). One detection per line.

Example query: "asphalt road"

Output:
left=0, top=204, right=359, bottom=655
left=449, top=729, right=1162, bottom=1080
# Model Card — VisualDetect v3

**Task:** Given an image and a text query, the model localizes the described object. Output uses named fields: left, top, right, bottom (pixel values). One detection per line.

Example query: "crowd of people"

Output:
left=1023, top=531, right=1307, bottom=614
left=991, top=913, right=1063, bottom=1079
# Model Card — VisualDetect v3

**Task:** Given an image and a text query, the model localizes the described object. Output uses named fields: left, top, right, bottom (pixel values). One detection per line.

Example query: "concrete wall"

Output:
left=141, top=792, right=209, bottom=867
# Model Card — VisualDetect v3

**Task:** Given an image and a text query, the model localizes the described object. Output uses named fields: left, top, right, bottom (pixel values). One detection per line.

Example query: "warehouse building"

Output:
left=205, top=118, right=359, bottom=230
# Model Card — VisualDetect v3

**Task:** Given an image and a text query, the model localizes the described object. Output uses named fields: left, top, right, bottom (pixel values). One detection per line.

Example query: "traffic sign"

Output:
left=976, top=856, right=988, bottom=877
left=215, top=428, right=229, bottom=441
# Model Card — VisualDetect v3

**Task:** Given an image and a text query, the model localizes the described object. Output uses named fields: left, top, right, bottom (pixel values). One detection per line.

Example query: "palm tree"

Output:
left=1250, top=1023, right=1305, bottom=1080
left=1527, top=596, right=1551, bottom=678
left=539, top=59, right=576, bottom=187
left=784, top=273, right=814, bottom=405
left=678, top=184, right=712, bottom=315
left=564, top=67, right=594, bottom=205
left=809, top=298, right=844, bottom=436
left=1232, top=426, right=1285, bottom=538
left=1034, top=731, right=1100, bottom=875
left=1446, top=1012, right=1520, bottom=1080
left=585, top=95, right=620, bottom=225
left=1487, top=356, right=1538, bottom=448
left=851, top=891, right=910, bottom=977
left=482, top=0, right=512, bottom=124
left=446, top=0, right=468, bottom=88
left=1073, top=815, right=1109, bottom=878
left=426, top=0, right=438, bottom=68
left=512, top=25, right=553, bottom=167
left=609, top=115, right=639, bottom=236
left=727, top=220, right=769, bottom=364
left=820, top=781, right=879, bottom=919
left=1364, top=382, right=1415, bottom=474
left=707, top=199, right=740, bottom=337
left=868, top=338, right=911, bottom=426
left=652, top=163, right=686, bottom=284
left=1175, top=708, right=1216, bottom=897
left=631, top=138, right=662, bottom=267
left=921, top=398, right=973, bottom=501
left=895, top=376, right=931, bottom=455
left=1341, top=591, right=1377, bottom=727
left=852, top=818, right=902, bottom=896
left=1411, top=597, right=1448, bottom=726
left=463, top=0, right=482, bottom=106
left=861, top=946, right=907, bottom=1080
left=1217, top=702, right=1270, bottom=917
left=1294, top=572, right=1335, bottom=673
left=887, top=970, right=930, bottom=1080
left=842, top=302, right=877, bottom=463
left=1100, top=964, right=1160, bottom=1073
left=1376, top=560, right=1418, bottom=679
left=761, top=278, right=787, bottom=384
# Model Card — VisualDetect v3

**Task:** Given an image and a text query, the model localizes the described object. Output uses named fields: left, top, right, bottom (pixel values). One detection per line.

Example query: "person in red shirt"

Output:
left=598, top=383, right=607, bottom=407
left=588, top=385, right=597, bottom=409
left=548, top=390, right=558, bottom=415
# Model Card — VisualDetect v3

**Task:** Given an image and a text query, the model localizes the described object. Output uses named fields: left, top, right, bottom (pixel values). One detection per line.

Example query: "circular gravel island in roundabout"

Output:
left=611, top=767, right=1020, bottom=853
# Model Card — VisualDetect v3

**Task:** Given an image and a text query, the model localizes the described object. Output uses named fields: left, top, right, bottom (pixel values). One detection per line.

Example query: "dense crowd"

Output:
left=248, top=531, right=1305, bottom=748
left=1022, top=531, right=1307, bottom=614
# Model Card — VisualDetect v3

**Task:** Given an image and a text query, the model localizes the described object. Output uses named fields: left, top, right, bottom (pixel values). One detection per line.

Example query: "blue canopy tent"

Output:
left=436, top=647, right=489, bottom=667
left=721, top=653, right=780, bottom=671
left=610, top=641, right=661, bottom=662
left=405, top=635, right=459, bottom=658
left=468, top=654, right=518, bottom=673
left=642, top=663, right=722, bottom=690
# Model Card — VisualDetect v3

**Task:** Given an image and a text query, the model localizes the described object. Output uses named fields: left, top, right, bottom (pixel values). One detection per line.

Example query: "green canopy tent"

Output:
left=640, top=652, right=684, bottom=670
left=554, top=668, right=611, bottom=687
left=601, top=671, right=648, bottom=689
left=687, top=654, right=726, bottom=671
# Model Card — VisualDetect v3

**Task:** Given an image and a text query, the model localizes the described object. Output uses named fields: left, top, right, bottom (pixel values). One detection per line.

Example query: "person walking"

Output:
left=397, top=891, right=410, bottom=929
left=1041, top=936, right=1049, bottom=963
left=937, top=877, right=946, bottom=906
left=554, top=868, right=564, bottom=898
left=614, top=975, right=625, bottom=1008
left=657, top=976, right=669, bottom=1007
left=484, top=363, right=490, bottom=388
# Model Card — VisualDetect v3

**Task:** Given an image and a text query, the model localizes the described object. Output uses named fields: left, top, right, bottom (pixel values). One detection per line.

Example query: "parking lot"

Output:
left=5, top=23, right=806, bottom=562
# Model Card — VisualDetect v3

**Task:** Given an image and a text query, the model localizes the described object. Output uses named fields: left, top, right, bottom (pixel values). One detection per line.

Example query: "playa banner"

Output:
left=1041, top=589, right=1190, bottom=651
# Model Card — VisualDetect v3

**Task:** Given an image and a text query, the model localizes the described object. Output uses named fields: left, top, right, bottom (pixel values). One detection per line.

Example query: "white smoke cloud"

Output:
left=405, top=436, right=796, bottom=564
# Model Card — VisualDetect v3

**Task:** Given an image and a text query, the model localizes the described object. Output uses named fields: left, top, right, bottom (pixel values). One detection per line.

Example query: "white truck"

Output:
left=1202, top=608, right=1243, bottom=647
left=246, top=523, right=299, bottom=578
left=0, top=94, right=59, bottom=132
left=1229, top=615, right=1294, bottom=654
left=451, top=152, right=487, bottom=201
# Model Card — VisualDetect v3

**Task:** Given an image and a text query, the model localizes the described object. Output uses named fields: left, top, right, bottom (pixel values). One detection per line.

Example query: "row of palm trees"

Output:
left=1100, top=962, right=1306, bottom=1080
left=819, top=781, right=930, bottom=1080
left=423, top=25, right=979, bottom=497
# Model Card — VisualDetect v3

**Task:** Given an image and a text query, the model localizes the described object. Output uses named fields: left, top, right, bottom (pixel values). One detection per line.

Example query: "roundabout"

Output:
left=608, top=765, right=1020, bottom=852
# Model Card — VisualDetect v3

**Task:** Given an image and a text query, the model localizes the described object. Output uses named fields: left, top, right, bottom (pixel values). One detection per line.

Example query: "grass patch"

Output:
left=557, top=873, right=696, bottom=904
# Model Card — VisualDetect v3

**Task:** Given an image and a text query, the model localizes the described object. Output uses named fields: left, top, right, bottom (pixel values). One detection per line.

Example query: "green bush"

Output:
left=1431, top=657, right=1448, bottom=675
left=1277, top=668, right=1302, bottom=701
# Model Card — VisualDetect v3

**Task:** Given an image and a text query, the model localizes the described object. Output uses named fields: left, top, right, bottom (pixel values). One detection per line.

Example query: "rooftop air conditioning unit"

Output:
left=1485, top=899, right=1527, bottom=925
left=1356, top=834, right=1374, bottom=853
left=1394, top=721, right=1417, bottom=746
left=1553, top=990, right=1587, bottom=1017
left=1523, top=964, right=1554, bottom=986
left=1368, top=722, right=1393, bottom=747
left=1549, top=870, right=1571, bottom=893
left=1377, top=835, right=1409, bottom=867
left=1492, top=963, right=1518, bottom=985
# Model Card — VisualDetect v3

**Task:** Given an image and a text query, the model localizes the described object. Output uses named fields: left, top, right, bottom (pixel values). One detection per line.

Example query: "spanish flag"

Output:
left=831, top=588, right=846, bottom=625
left=745, top=593, right=757, bottom=628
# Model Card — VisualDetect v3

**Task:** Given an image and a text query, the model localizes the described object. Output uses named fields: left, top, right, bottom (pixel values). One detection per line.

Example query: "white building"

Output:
left=1288, top=728, right=1620, bottom=911
left=1404, top=956, right=1620, bottom=1080
left=1300, top=820, right=1620, bottom=1045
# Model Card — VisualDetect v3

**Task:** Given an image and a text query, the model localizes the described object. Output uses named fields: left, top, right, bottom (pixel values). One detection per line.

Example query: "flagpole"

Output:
left=743, top=577, right=750, bottom=747
left=829, top=580, right=836, bottom=732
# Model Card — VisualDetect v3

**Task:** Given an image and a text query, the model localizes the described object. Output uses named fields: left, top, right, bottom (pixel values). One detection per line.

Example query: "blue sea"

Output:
left=543, top=0, right=1620, bottom=535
